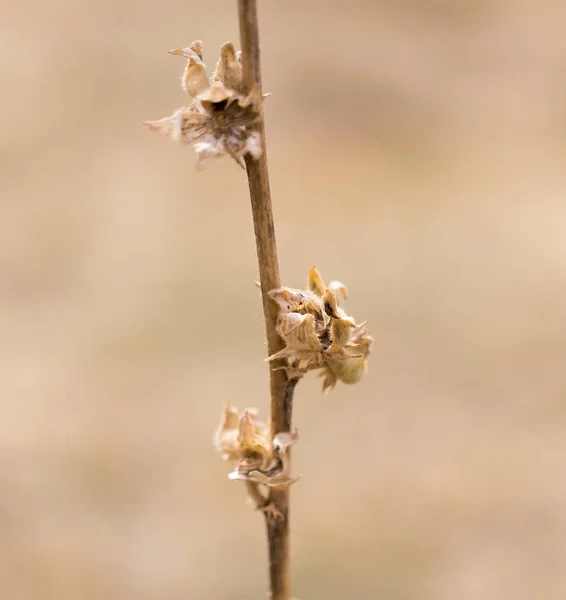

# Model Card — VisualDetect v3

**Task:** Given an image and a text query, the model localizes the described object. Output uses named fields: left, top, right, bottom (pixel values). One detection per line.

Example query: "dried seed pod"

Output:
left=269, top=266, right=373, bottom=392
left=145, top=41, right=264, bottom=168
left=146, top=81, right=262, bottom=168
left=214, top=403, right=270, bottom=464
left=214, top=403, right=300, bottom=492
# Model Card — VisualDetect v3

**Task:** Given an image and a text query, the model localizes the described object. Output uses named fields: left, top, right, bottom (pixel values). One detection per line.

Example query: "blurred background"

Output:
left=2, top=0, right=566, bottom=598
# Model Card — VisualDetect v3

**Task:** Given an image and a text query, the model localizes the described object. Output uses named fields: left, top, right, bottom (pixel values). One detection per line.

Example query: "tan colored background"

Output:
left=2, top=0, right=566, bottom=598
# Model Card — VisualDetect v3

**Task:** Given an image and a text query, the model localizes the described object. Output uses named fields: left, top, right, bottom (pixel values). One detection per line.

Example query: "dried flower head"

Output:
left=214, top=402, right=300, bottom=490
left=144, top=40, right=263, bottom=169
left=268, top=266, right=373, bottom=393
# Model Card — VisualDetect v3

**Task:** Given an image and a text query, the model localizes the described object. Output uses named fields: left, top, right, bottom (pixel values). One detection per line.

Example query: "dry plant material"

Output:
left=145, top=41, right=263, bottom=169
left=145, top=3, right=372, bottom=597
left=215, top=402, right=300, bottom=491
left=268, top=266, right=373, bottom=393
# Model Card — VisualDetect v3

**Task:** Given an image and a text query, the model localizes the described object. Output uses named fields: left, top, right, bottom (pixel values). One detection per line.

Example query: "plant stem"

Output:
left=238, top=1, right=294, bottom=598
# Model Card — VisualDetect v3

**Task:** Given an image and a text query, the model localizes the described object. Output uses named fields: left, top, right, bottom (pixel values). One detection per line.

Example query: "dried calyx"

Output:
left=214, top=402, right=300, bottom=491
left=268, top=266, right=373, bottom=393
left=145, top=41, right=263, bottom=169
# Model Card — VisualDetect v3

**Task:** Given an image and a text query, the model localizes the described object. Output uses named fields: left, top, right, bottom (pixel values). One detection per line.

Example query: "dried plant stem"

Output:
left=238, top=1, right=294, bottom=598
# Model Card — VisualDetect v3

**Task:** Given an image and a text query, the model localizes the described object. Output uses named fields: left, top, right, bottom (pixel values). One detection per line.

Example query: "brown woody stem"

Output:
left=238, top=1, right=295, bottom=598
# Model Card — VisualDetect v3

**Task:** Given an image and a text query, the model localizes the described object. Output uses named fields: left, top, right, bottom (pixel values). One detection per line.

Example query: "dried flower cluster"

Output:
left=214, top=267, right=371, bottom=515
left=214, top=402, right=300, bottom=492
left=268, top=266, right=373, bottom=393
left=145, top=41, right=263, bottom=168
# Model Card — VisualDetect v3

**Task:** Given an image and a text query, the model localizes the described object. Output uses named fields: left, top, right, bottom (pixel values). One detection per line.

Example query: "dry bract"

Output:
left=268, top=266, right=373, bottom=393
left=144, top=40, right=263, bottom=169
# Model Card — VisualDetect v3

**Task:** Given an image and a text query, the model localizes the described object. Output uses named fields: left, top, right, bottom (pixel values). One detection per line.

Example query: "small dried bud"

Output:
left=268, top=266, right=373, bottom=392
left=145, top=40, right=264, bottom=168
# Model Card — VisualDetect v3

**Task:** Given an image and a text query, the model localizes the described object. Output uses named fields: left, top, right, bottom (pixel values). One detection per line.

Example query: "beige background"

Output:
left=2, top=0, right=566, bottom=598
